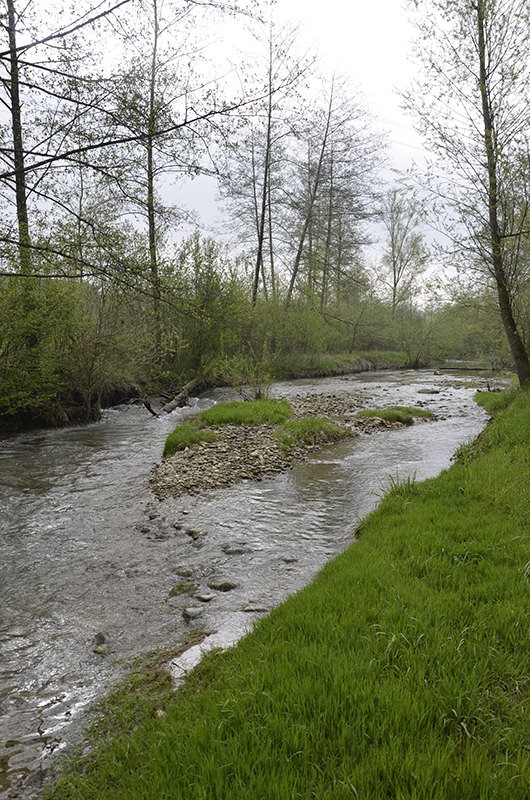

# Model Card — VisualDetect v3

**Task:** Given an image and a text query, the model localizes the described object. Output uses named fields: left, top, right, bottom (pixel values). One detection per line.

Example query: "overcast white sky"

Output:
left=186, top=0, right=426, bottom=236
left=276, top=0, right=425, bottom=171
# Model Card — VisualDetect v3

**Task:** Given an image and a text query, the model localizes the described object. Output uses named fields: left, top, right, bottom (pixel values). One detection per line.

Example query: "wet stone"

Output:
left=207, top=579, right=238, bottom=592
left=221, top=543, right=252, bottom=555
left=168, top=581, right=197, bottom=597
left=182, top=606, right=204, bottom=622
left=194, top=593, right=215, bottom=603
left=171, top=566, right=194, bottom=577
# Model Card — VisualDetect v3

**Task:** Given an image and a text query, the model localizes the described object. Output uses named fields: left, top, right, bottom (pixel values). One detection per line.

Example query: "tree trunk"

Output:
left=252, top=29, right=274, bottom=305
left=147, top=0, right=162, bottom=352
left=285, top=87, right=334, bottom=309
left=476, top=1, right=530, bottom=385
left=6, top=0, right=31, bottom=272
left=161, top=372, right=204, bottom=413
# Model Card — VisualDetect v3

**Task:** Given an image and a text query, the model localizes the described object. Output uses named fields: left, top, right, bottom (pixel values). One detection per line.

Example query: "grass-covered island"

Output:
left=151, top=396, right=433, bottom=500
left=46, top=390, right=530, bottom=799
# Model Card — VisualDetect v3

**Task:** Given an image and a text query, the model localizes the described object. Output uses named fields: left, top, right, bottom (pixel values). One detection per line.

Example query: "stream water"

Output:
left=0, top=370, right=494, bottom=798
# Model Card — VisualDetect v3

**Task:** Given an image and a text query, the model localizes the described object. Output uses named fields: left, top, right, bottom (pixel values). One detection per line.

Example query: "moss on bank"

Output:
left=45, top=390, right=530, bottom=799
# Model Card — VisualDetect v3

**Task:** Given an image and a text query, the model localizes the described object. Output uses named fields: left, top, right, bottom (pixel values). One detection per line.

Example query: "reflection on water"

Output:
left=0, top=371, right=493, bottom=798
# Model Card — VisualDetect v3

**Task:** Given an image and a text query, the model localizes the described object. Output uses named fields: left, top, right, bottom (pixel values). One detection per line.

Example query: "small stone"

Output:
left=94, top=631, right=107, bottom=644
left=168, top=581, right=197, bottom=597
left=172, top=566, right=193, bottom=577
left=182, top=606, right=203, bottom=622
left=221, top=543, right=251, bottom=555
left=186, top=528, right=206, bottom=540
left=207, top=579, right=238, bottom=592
left=92, top=644, right=108, bottom=655
left=282, top=556, right=298, bottom=564
left=194, top=593, right=215, bottom=603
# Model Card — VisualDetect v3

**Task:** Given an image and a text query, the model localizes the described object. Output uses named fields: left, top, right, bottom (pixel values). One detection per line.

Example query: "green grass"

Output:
left=275, top=417, right=352, bottom=454
left=163, top=399, right=293, bottom=458
left=46, top=392, right=530, bottom=799
left=196, top=398, right=292, bottom=427
left=162, top=421, right=218, bottom=458
left=355, top=405, right=434, bottom=425
left=475, top=387, right=519, bottom=415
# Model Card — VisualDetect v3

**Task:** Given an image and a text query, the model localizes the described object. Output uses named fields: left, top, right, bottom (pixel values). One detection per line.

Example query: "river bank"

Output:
left=0, top=351, right=410, bottom=434
left=0, top=370, right=498, bottom=799
left=44, top=388, right=530, bottom=800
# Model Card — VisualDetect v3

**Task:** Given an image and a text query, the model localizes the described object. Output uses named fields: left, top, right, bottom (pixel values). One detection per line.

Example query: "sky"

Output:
left=185, top=0, right=427, bottom=242
left=276, top=0, right=425, bottom=172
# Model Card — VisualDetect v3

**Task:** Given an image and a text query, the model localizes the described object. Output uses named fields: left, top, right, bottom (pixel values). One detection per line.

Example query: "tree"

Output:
left=404, top=0, right=530, bottom=384
left=220, top=18, right=312, bottom=304
left=284, top=77, right=382, bottom=309
left=379, top=187, right=429, bottom=315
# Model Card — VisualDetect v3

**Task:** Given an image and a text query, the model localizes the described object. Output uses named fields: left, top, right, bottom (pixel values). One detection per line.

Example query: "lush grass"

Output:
left=270, top=350, right=409, bottom=379
left=162, top=421, right=218, bottom=458
left=163, top=399, right=293, bottom=458
left=46, top=392, right=530, bottom=799
left=355, top=405, right=434, bottom=425
left=196, top=398, right=292, bottom=427
left=475, top=387, right=519, bottom=415
left=275, top=417, right=352, bottom=454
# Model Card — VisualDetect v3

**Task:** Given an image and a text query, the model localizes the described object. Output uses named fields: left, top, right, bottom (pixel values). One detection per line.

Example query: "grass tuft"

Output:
left=355, top=405, right=434, bottom=425
left=275, top=417, right=352, bottom=454
left=196, top=398, right=292, bottom=427
left=162, top=421, right=218, bottom=459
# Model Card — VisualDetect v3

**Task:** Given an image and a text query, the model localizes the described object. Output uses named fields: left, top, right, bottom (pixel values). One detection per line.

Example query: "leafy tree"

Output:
left=404, top=0, right=530, bottom=384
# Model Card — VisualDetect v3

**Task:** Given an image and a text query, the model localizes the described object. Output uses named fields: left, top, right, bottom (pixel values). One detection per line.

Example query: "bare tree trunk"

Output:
left=161, top=371, right=204, bottom=413
left=252, top=27, right=274, bottom=305
left=147, top=0, right=162, bottom=351
left=6, top=0, right=31, bottom=272
left=476, top=1, right=530, bottom=385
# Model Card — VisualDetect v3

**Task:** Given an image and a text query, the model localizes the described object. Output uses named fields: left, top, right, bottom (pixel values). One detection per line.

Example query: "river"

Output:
left=0, top=370, right=494, bottom=798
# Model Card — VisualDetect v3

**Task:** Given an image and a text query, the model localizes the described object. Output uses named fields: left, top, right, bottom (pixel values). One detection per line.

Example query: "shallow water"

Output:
left=0, top=370, right=493, bottom=797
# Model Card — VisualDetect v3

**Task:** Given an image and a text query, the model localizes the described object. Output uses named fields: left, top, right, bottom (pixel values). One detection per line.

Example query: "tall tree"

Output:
left=285, top=78, right=382, bottom=309
left=220, top=18, right=312, bottom=303
left=404, top=0, right=530, bottom=384
left=379, top=187, right=428, bottom=315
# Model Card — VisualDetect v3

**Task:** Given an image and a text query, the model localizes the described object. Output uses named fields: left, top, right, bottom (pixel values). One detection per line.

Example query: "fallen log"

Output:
left=161, top=372, right=204, bottom=414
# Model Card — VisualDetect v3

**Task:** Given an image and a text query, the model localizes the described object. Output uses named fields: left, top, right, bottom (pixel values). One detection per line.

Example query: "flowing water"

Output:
left=0, top=370, right=495, bottom=798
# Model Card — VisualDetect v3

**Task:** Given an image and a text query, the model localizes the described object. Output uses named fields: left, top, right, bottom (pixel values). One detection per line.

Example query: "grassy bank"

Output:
left=46, top=390, right=530, bottom=799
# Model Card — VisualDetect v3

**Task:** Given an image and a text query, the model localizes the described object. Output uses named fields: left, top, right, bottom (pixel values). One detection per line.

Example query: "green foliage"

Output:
left=162, top=422, right=218, bottom=459
left=355, top=405, right=433, bottom=424
left=275, top=417, right=351, bottom=454
left=196, top=399, right=292, bottom=427
left=45, top=392, right=530, bottom=799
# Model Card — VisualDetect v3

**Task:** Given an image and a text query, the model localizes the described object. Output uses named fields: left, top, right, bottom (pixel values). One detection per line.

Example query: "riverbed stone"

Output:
left=221, top=542, right=252, bottom=555
left=182, top=606, right=204, bottom=622
left=168, top=581, right=197, bottom=597
left=150, top=394, right=361, bottom=501
left=207, top=579, right=238, bottom=592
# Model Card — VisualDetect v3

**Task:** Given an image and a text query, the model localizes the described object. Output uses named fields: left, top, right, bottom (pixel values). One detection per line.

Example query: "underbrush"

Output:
left=46, top=392, right=530, bottom=800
